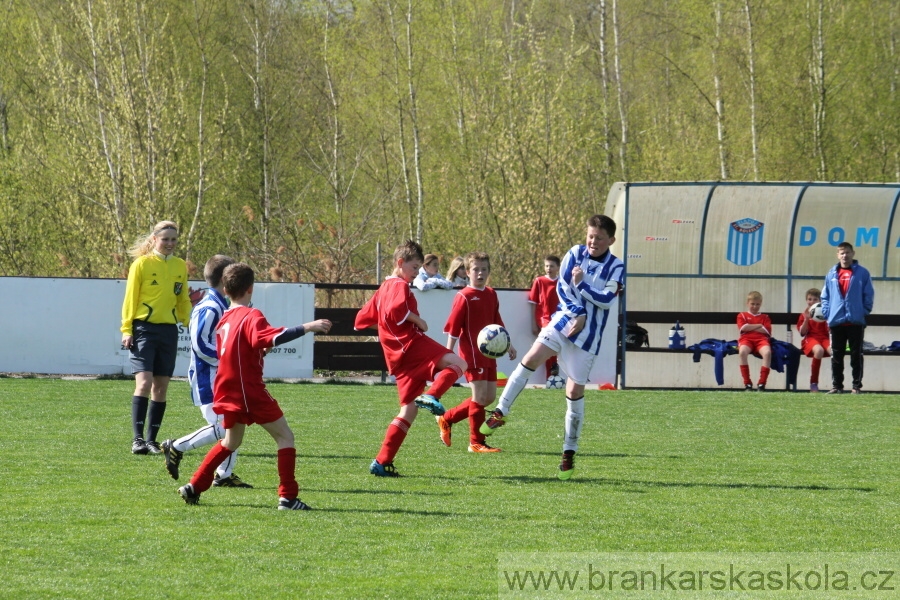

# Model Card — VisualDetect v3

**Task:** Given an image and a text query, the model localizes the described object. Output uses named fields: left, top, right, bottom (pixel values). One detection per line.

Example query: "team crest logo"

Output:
left=727, top=218, right=764, bottom=266
left=174, top=282, right=183, bottom=295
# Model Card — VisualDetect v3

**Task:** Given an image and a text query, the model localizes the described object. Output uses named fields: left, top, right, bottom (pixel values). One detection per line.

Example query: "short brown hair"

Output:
left=423, top=253, right=439, bottom=267
left=545, top=255, right=561, bottom=266
left=394, top=240, right=424, bottom=264
left=587, top=214, right=616, bottom=237
left=204, top=255, right=235, bottom=287
left=222, top=263, right=255, bottom=298
left=805, top=287, right=821, bottom=299
left=464, top=251, right=490, bottom=271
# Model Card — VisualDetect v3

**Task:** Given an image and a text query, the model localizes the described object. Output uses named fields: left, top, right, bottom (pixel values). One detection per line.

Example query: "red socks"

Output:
left=468, top=400, right=487, bottom=444
left=277, top=447, right=298, bottom=500
left=190, top=441, right=234, bottom=493
left=443, top=397, right=472, bottom=425
left=740, top=364, right=751, bottom=385
left=759, top=366, right=770, bottom=385
left=425, top=364, right=464, bottom=400
left=810, top=358, right=821, bottom=384
left=376, top=417, right=410, bottom=465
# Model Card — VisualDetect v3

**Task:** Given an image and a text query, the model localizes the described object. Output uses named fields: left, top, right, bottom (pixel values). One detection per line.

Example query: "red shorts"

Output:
left=801, top=336, right=831, bottom=357
left=739, top=337, right=771, bottom=354
left=219, top=400, right=285, bottom=429
left=394, top=336, right=452, bottom=406
left=465, top=363, right=497, bottom=383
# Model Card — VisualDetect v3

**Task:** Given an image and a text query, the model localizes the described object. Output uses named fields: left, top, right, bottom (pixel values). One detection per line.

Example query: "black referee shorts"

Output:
left=130, top=320, right=179, bottom=377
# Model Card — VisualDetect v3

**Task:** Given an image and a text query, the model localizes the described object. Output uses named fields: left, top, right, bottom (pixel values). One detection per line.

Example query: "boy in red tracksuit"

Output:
left=177, top=263, right=332, bottom=510
left=438, top=252, right=516, bottom=453
left=737, top=291, right=772, bottom=391
left=355, top=240, right=468, bottom=477
left=796, top=287, right=831, bottom=393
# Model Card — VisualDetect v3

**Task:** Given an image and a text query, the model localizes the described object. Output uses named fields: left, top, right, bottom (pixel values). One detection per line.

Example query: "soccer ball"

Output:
left=809, top=302, right=826, bottom=323
left=546, top=375, right=565, bottom=389
left=477, top=324, right=510, bottom=359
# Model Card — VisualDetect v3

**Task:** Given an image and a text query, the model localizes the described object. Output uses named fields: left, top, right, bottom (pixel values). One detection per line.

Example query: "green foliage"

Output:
left=0, top=379, right=896, bottom=598
left=1, top=0, right=898, bottom=283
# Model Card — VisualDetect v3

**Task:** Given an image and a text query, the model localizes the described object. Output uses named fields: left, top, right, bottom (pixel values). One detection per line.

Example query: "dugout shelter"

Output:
left=607, top=181, right=900, bottom=391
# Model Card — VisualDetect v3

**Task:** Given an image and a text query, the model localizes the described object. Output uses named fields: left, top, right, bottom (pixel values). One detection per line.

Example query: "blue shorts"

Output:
left=130, top=320, right=178, bottom=377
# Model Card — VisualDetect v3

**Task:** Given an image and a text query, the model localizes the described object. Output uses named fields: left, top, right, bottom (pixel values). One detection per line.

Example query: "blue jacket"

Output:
left=820, top=261, right=874, bottom=327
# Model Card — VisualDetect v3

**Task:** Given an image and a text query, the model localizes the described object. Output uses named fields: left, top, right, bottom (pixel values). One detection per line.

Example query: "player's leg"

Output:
left=416, top=352, right=466, bottom=415
left=163, top=404, right=222, bottom=481
left=180, top=420, right=244, bottom=504
left=484, top=333, right=559, bottom=434
left=468, top=379, right=500, bottom=452
left=371, top=377, right=419, bottom=476
left=757, top=344, right=772, bottom=390
left=738, top=345, right=753, bottom=389
left=258, top=416, right=308, bottom=509
left=809, top=344, right=825, bottom=392
left=557, top=346, right=594, bottom=480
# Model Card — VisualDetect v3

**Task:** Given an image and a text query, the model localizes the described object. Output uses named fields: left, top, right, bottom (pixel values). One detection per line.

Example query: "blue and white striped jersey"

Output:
left=549, top=245, right=625, bottom=355
left=188, top=287, right=228, bottom=406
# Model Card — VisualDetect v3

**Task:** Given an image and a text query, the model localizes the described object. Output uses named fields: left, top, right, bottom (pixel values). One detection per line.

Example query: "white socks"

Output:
left=563, top=396, right=585, bottom=453
left=496, top=364, right=535, bottom=415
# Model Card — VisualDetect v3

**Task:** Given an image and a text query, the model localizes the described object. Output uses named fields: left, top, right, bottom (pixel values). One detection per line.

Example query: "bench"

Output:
left=312, top=307, right=386, bottom=372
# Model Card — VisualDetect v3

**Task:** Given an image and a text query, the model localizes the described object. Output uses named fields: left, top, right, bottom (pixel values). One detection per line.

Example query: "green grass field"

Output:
left=1, top=379, right=897, bottom=599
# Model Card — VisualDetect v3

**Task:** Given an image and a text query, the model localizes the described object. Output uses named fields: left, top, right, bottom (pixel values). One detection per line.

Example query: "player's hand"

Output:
left=508, top=345, right=517, bottom=360
left=565, top=314, right=586, bottom=337
left=571, top=265, right=584, bottom=285
left=121, top=335, right=133, bottom=350
left=305, top=319, right=333, bottom=334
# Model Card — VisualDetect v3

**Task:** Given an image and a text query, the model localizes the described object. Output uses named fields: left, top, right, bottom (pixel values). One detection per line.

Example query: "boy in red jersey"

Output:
left=796, top=287, right=831, bottom=393
left=177, top=263, right=332, bottom=510
left=437, top=252, right=517, bottom=453
left=355, top=240, right=468, bottom=477
left=737, top=291, right=772, bottom=391
left=527, top=255, right=561, bottom=379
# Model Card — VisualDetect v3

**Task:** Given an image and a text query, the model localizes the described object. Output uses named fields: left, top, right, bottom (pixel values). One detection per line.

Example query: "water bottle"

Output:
left=668, top=320, right=685, bottom=349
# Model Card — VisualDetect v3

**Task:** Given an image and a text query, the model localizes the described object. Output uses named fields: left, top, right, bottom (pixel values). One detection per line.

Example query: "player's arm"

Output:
left=862, top=271, right=875, bottom=315
left=446, top=335, right=458, bottom=352
left=407, top=312, right=428, bottom=332
left=556, top=251, right=587, bottom=318
left=575, top=264, right=623, bottom=309
left=191, top=307, right=219, bottom=366
left=798, top=313, right=809, bottom=337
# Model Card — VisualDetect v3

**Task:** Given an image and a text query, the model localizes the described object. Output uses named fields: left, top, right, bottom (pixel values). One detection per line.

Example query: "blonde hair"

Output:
left=747, top=291, right=763, bottom=303
left=127, top=220, right=179, bottom=259
left=446, top=256, right=466, bottom=280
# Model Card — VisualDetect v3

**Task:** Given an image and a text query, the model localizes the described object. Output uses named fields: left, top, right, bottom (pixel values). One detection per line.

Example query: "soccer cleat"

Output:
left=212, top=473, right=253, bottom=488
left=558, top=450, right=575, bottom=480
left=369, top=459, right=400, bottom=477
left=278, top=497, right=312, bottom=511
left=479, top=410, right=506, bottom=435
left=743, top=384, right=753, bottom=391
left=757, top=384, right=766, bottom=392
left=826, top=388, right=844, bottom=394
left=468, top=442, right=501, bottom=453
left=810, top=383, right=819, bottom=393
left=436, top=415, right=452, bottom=447
left=414, top=394, right=446, bottom=416
left=161, top=439, right=183, bottom=480
left=851, top=387, right=861, bottom=394
left=132, top=436, right=149, bottom=455
left=145, top=440, right=162, bottom=454
left=178, top=483, right=200, bottom=505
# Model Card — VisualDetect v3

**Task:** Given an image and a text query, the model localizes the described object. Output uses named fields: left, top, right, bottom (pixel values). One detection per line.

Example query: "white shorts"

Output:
left=536, top=326, right=597, bottom=386
left=199, top=403, right=224, bottom=427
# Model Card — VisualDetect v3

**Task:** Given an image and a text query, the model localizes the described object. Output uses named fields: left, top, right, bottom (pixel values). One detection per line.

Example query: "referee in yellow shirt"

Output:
left=121, top=221, right=192, bottom=455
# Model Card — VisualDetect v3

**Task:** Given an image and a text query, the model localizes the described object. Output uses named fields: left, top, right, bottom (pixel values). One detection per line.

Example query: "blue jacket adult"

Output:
left=820, top=260, right=874, bottom=327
